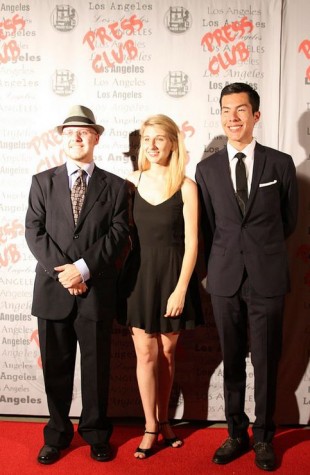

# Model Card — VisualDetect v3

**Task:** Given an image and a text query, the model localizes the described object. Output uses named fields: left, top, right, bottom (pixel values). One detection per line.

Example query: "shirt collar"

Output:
left=66, top=159, right=95, bottom=177
left=227, top=139, right=256, bottom=162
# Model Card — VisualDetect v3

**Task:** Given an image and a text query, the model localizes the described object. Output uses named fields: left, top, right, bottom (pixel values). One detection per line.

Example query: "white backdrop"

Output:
left=0, top=0, right=309, bottom=425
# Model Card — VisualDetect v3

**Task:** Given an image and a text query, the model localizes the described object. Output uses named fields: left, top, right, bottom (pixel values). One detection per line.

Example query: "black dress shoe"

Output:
left=212, top=435, right=249, bottom=464
left=37, top=445, right=60, bottom=465
left=90, top=443, right=112, bottom=462
left=254, top=442, right=276, bottom=471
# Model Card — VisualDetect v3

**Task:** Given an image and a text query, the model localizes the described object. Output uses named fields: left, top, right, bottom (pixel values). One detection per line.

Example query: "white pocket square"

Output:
left=259, top=180, right=277, bottom=188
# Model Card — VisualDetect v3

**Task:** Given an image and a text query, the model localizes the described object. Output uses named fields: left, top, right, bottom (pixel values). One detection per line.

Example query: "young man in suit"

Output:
left=196, top=83, right=298, bottom=471
left=25, top=105, right=129, bottom=464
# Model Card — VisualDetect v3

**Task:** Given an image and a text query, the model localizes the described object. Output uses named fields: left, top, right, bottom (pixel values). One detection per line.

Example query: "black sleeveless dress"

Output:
left=120, top=187, right=203, bottom=334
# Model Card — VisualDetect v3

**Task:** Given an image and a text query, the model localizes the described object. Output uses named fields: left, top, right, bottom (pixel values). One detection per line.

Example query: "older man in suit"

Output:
left=25, top=105, right=129, bottom=464
left=196, top=83, right=298, bottom=471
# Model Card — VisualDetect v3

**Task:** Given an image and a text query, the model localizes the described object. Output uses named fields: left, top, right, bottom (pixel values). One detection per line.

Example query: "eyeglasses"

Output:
left=62, top=128, right=97, bottom=138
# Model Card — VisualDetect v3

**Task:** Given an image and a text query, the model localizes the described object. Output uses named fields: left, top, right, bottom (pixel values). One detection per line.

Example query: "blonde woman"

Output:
left=121, top=114, right=203, bottom=459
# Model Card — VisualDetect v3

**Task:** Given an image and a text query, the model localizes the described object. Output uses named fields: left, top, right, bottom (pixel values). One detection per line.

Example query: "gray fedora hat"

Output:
left=56, top=105, right=104, bottom=135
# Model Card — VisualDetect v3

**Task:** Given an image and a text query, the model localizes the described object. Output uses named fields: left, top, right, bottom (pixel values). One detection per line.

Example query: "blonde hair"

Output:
left=138, top=114, right=187, bottom=198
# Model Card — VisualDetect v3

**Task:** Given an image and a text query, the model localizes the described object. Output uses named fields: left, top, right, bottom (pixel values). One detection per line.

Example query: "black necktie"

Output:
left=235, top=152, right=248, bottom=215
left=71, top=169, right=87, bottom=225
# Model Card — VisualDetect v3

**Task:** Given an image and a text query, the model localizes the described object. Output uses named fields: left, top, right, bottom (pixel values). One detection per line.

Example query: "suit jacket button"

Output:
left=73, top=234, right=79, bottom=239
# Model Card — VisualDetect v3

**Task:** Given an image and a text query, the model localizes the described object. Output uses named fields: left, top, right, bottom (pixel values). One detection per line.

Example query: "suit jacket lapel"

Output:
left=245, top=142, right=266, bottom=217
left=77, top=166, right=108, bottom=226
left=220, top=148, right=244, bottom=218
left=53, top=165, right=75, bottom=228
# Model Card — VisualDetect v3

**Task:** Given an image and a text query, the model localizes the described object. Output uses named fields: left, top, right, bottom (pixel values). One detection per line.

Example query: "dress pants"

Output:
left=211, top=274, right=284, bottom=443
left=38, top=306, right=113, bottom=448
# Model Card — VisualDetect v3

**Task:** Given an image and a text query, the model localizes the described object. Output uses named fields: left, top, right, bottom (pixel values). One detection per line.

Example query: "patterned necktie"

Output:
left=71, top=169, right=87, bottom=225
left=235, top=152, right=248, bottom=216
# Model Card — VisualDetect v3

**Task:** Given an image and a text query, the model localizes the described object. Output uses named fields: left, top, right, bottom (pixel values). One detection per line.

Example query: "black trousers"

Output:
left=211, top=274, right=284, bottom=443
left=38, top=307, right=113, bottom=448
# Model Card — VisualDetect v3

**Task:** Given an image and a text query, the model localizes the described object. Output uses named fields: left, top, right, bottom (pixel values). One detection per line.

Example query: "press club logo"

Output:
left=51, top=4, right=78, bottom=32
left=163, top=71, right=190, bottom=98
left=51, top=69, right=76, bottom=96
left=164, top=6, right=192, bottom=33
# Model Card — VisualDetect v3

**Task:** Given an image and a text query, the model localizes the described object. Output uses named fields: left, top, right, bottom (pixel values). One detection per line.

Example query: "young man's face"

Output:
left=62, top=126, right=99, bottom=164
left=221, top=92, right=260, bottom=150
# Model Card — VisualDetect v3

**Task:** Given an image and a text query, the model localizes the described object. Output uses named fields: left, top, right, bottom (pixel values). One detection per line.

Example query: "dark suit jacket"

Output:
left=25, top=163, right=129, bottom=321
left=195, top=142, right=298, bottom=297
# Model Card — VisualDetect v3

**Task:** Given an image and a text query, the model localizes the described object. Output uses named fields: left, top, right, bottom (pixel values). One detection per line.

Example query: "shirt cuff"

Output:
left=74, top=259, right=90, bottom=283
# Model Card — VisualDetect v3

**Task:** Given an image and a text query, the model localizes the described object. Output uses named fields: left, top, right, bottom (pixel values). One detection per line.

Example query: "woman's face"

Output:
left=141, top=125, right=173, bottom=166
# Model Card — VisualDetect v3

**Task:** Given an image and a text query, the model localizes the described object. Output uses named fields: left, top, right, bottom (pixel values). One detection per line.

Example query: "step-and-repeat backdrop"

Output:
left=0, top=0, right=309, bottom=424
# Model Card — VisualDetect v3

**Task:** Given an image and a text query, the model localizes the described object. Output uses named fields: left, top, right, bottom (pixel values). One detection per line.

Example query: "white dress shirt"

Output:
left=66, top=159, right=95, bottom=282
left=227, top=138, right=256, bottom=194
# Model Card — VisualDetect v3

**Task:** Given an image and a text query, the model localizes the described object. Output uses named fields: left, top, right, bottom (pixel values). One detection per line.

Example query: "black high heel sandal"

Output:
left=134, top=429, right=158, bottom=459
left=159, top=421, right=183, bottom=448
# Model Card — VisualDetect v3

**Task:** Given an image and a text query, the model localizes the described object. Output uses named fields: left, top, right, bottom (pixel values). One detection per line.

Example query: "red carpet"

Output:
left=0, top=420, right=309, bottom=474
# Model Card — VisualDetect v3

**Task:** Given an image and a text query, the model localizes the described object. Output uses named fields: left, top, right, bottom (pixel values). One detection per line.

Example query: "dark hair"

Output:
left=220, top=82, right=260, bottom=113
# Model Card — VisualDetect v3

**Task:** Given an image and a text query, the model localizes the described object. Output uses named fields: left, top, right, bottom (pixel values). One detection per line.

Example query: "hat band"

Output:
left=63, top=116, right=95, bottom=126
